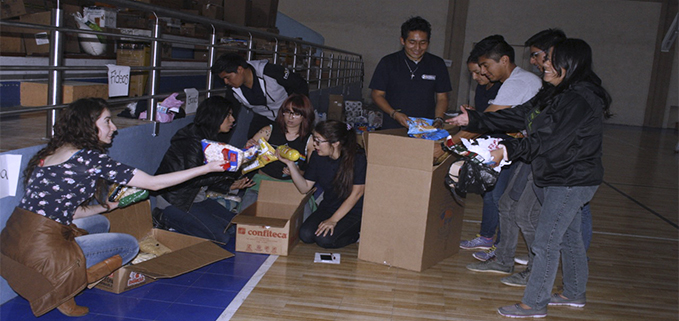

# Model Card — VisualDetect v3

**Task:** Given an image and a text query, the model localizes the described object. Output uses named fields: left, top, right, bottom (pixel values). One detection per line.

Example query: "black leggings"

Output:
left=299, top=207, right=361, bottom=249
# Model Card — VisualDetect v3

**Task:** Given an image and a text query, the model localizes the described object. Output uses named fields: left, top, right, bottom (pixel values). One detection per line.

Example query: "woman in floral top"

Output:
left=7, top=98, right=228, bottom=317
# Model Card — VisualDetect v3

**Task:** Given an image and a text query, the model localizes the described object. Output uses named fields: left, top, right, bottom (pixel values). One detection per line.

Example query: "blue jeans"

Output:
left=581, top=203, right=592, bottom=251
left=522, top=185, right=599, bottom=310
left=161, top=198, right=236, bottom=244
left=479, top=164, right=515, bottom=244
left=495, top=164, right=541, bottom=268
left=73, top=215, right=139, bottom=269
left=300, top=207, right=361, bottom=249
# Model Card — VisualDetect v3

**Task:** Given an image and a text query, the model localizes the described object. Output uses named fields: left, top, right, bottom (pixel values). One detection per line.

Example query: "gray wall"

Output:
left=279, top=0, right=678, bottom=128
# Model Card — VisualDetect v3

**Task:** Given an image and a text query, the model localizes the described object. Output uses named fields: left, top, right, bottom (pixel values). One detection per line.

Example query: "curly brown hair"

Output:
left=23, top=98, right=111, bottom=196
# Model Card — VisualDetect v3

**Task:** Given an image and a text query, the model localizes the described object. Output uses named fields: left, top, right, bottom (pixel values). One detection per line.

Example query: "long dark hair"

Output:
left=275, top=93, right=315, bottom=138
left=193, top=96, right=236, bottom=140
left=23, top=98, right=112, bottom=207
left=314, top=120, right=361, bottom=199
left=23, top=98, right=109, bottom=185
left=533, top=38, right=612, bottom=118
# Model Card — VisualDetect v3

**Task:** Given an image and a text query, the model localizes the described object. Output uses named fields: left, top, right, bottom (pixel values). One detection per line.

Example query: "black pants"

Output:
left=247, top=113, right=275, bottom=138
left=299, top=207, right=361, bottom=249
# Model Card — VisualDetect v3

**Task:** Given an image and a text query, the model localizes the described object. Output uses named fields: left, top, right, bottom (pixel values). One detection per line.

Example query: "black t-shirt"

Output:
left=261, top=123, right=310, bottom=179
left=369, top=50, right=452, bottom=129
left=303, top=150, right=367, bottom=214
left=474, top=82, right=502, bottom=113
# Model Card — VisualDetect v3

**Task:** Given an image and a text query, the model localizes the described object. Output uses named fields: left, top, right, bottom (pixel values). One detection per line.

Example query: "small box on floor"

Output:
left=97, top=200, right=234, bottom=294
left=231, top=180, right=314, bottom=256
left=358, top=128, right=465, bottom=272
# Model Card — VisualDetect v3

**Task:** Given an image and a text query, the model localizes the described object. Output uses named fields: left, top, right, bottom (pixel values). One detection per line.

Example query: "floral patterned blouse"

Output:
left=19, top=149, right=137, bottom=225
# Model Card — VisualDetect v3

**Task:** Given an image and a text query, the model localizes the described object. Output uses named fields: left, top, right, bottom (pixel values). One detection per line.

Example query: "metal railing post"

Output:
left=46, top=4, right=64, bottom=138
left=148, top=13, right=161, bottom=135
left=206, top=24, right=217, bottom=98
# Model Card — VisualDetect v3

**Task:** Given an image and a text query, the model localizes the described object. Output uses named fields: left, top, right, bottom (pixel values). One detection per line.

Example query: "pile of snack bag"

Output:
left=201, top=138, right=303, bottom=174
left=407, top=117, right=449, bottom=140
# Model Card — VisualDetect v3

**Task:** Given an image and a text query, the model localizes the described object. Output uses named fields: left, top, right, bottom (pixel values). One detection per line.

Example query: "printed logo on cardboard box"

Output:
left=127, top=271, right=146, bottom=287
left=438, top=208, right=455, bottom=238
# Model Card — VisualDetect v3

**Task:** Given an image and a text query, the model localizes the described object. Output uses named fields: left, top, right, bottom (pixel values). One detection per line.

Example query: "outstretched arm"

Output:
left=127, top=161, right=226, bottom=191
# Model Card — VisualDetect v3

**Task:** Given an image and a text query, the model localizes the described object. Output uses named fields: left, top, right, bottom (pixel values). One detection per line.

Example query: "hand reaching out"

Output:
left=446, top=106, right=469, bottom=126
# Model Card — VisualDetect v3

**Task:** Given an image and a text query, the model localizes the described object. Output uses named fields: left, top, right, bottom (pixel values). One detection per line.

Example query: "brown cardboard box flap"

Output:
left=232, top=180, right=314, bottom=228
left=367, top=129, right=441, bottom=171
left=105, top=200, right=153, bottom=240
left=128, top=241, right=234, bottom=278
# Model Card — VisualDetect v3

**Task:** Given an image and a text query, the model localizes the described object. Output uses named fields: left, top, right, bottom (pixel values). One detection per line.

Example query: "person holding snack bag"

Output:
left=238, top=93, right=316, bottom=213
left=1, top=98, right=230, bottom=317
left=278, top=120, right=367, bottom=249
left=448, top=39, right=611, bottom=318
left=154, top=96, right=254, bottom=244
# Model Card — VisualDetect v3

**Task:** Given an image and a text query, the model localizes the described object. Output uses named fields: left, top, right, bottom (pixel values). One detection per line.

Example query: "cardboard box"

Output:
left=198, top=0, right=222, bottom=20
left=358, top=128, right=464, bottom=272
left=328, top=94, right=344, bottom=121
left=249, top=0, right=277, bottom=28
left=20, top=81, right=108, bottom=106
left=83, top=6, right=117, bottom=28
left=19, top=7, right=81, bottom=55
left=224, top=0, right=251, bottom=26
left=117, top=44, right=150, bottom=97
left=97, top=201, right=234, bottom=293
left=231, top=180, right=313, bottom=256
left=0, top=25, right=25, bottom=54
left=1, top=0, right=27, bottom=19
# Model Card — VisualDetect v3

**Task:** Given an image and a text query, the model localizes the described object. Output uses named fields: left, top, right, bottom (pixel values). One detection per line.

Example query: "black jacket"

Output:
left=155, top=123, right=236, bottom=211
left=465, top=82, right=605, bottom=187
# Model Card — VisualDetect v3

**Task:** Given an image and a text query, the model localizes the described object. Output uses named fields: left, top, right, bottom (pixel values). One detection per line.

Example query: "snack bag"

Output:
left=277, top=145, right=301, bottom=161
left=407, top=117, right=438, bottom=135
left=241, top=138, right=279, bottom=174
left=108, top=183, right=149, bottom=208
left=201, top=139, right=244, bottom=172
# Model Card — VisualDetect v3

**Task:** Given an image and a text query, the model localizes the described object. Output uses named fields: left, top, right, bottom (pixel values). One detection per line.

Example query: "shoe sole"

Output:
left=501, top=279, right=527, bottom=287
left=514, top=258, right=529, bottom=265
left=497, top=311, right=547, bottom=318
left=548, top=302, right=585, bottom=308
left=460, top=245, right=492, bottom=250
left=467, top=267, right=512, bottom=274
left=472, top=254, right=494, bottom=262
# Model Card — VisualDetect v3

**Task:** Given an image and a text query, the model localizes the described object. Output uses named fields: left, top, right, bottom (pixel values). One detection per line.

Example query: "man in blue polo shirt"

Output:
left=370, top=16, right=452, bottom=129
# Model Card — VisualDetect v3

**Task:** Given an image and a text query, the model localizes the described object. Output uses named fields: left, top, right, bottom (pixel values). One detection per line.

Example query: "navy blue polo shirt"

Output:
left=370, top=50, right=451, bottom=129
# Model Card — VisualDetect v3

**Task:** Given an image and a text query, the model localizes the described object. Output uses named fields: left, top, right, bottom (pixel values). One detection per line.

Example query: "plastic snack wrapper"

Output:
left=241, top=138, right=279, bottom=174
left=277, top=145, right=301, bottom=161
left=407, top=117, right=450, bottom=140
left=108, top=183, right=149, bottom=208
left=202, top=139, right=246, bottom=172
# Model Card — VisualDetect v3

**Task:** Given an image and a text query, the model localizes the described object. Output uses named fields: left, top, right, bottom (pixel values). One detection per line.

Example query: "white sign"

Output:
left=107, top=64, right=131, bottom=97
left=184, top=88, right=199, bottom=114
left=0, top=154, right=22, bottom=199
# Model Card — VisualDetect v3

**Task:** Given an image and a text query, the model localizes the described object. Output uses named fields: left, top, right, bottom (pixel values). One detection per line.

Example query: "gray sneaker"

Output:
left=501, top=268, right=530, bottom=287
left=548, top=293, right=586, bottom=308
left=467, top=258, right=513, bottom=274
left=498, top=304, right=547, bottom=318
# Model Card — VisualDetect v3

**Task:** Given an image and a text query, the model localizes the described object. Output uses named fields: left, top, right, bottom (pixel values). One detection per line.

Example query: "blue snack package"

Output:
left=407, top=117, right=438, bottom=135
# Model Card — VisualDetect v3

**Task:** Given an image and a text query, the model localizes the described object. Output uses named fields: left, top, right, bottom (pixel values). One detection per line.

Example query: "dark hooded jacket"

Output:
left=155, top=123, right=236, bottom=211
left=465, top=81, right=606, bottom=187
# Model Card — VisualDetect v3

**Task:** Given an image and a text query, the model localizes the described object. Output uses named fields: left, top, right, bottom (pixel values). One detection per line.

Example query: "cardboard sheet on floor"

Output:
left=97, top=200, right=234, bottom=293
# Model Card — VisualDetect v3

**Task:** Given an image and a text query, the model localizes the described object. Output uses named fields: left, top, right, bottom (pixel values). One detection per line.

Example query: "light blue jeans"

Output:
left=522, top=185, right=599, bottom=309
left=73, top=215, right=139, bottom=269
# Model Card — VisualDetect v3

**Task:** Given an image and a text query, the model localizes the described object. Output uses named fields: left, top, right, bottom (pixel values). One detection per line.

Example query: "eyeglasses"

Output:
left=282, top=110, right=302, bottom=118
left=530, top=50, right=545, bottom=59
left=313, top=137, right=328, bottom=145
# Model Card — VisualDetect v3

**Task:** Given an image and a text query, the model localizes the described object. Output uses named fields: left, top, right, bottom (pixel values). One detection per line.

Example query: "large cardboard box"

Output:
left=1, top=0, right=26, bottom=19
left=249, top=0, right=277, bottom=28
left=231, top=180, right=313, bottom=256
left=223, top=0, right=251, bottom=26
left=358, top=128, right=464, bottom=272
left=97, top=201, right=234, bottom=293
left=328, top=94, right=344, bottom=121
left=0, top=25, right=25, bottom=54
left=20, top=81, right=108, bottom=107
left=117, top=43, right=151, bottom=97
left=19, top=7, right=81, bottom=55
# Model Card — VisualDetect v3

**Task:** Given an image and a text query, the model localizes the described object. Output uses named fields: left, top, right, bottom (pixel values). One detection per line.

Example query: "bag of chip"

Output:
left=108, top=183, right=149, bottom=208
left=201, top=139, right=245, bottom=172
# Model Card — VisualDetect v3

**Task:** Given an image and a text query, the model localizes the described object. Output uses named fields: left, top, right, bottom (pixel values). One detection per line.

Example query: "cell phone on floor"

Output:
left=314, top=252, right=340, bottom=264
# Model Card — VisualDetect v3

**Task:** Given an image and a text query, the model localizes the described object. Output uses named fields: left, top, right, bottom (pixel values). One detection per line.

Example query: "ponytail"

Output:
left=314, top=120, right=360, bottom=199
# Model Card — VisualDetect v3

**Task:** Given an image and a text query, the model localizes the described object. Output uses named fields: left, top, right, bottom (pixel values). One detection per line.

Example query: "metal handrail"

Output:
left=0, top=0, right=364, bottom=136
